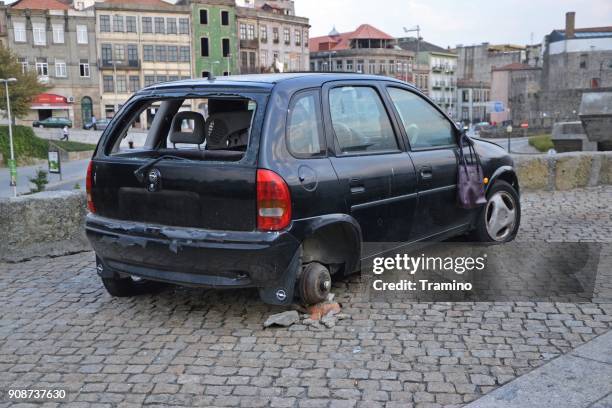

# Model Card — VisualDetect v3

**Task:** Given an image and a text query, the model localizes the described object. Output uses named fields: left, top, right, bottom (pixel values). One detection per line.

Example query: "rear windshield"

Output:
left=104, top=95, right=259, bottom=162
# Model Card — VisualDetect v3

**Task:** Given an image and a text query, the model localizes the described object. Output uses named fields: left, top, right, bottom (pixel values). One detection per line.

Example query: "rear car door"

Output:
left=322, top=81, right=418, bottom=249
left=385, top=85, right=473, bottom=239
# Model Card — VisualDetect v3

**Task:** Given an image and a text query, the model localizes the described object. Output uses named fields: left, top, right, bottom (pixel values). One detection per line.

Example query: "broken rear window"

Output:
left=105, top=95, right=259, bottom=162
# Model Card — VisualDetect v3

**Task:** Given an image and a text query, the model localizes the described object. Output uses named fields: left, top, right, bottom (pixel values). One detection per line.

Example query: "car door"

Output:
left=322, top=81, right=418, bottom=251
left=385, top=85, right=473, bottom=240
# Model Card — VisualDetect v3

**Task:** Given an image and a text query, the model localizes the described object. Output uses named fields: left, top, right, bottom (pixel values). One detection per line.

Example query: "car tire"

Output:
left=470, top=180, right=520, bottom=243
left=298, top=262, right=332, bottom=305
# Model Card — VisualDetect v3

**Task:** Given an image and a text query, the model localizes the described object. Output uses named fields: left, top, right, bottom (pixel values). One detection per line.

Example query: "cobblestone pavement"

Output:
left=1, top=186, right=611, bottom=408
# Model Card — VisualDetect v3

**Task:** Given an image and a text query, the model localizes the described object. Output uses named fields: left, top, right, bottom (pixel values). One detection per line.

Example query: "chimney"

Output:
left=565, top=11, right=575, bottom=39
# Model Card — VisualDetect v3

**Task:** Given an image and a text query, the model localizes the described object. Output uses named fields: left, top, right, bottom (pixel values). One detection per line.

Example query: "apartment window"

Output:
left=260, top=50, right=267, bottom=67
left=156, top=75, right=167, bottom=83
left=36, top=59, right=48, bottom=76
left=167, top=18, right=177, bottom=34
left=14, top=21, right=26, bottom=42
left=283, top=28, right=290, bottom=44
left=356, top=60, right=364, bottom=73
left=168, top=46, right=178, bottom=62
left=127, top=44, right=138, bottom=65
left=260, top=25, right=267, bottom=42
left=126, top=16, right=137, bottom=33
left=142, top=17, right=152, bottom=33
left=116, top=75, right=127, bottom=92
left=100, top=15, right=111, bottom=32
left=101, top=44, right=112, bottom=64
left=201, top=71, right=210, bottom=78
left=580, top=54, right=587, bottom=69
left=155, top=45, right=167, bottom=62
left=200, top=37, right=209, bottom=57
left=52, top=24, right=64, bottom=44
left=55, top=60, right=67, bottom=77
left=113, top=15, right=124, bottom=32
left=179, top=18, right=189, bottom=34
left=222, top=38, right=230, bottom=57
left=179, top=46, right=190, bottom=62
left=346, top=60, right=354, bottom=71
left=368, top=60, right=376, bottom=74
left=103, top=75, right=114, bottom=92
left=273, top=27, right=279, bottom=43
left=240, top=24, right=247, bottom=40
left=295, top=29, right=301, bottom=46
left=199, top=9, right=208, bottom=24
left=76, top=25, right=88, bottom=44
left=221, top=10, right=229, bottom=25
left=129, top=75, right=140, bottom=92
left=114, top=44, right=125, bottom=62
left=143, top=45, right=154, bottom=61
left=144, top=75, right=155, bottom=87
left=18, top=58, right=28, bottom=73
left=247, top=25, right=255, bottom=40
left=79, top=60, right=90, bottom=77
left=336, top=60, right=343, bottom=71
left=33, top=23, right=46, bottom=45
left=154, top=17, right=165, bottom=34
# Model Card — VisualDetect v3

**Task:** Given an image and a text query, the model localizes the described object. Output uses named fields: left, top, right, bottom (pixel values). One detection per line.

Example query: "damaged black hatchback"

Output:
left=86, top=73, right=520, bottom=305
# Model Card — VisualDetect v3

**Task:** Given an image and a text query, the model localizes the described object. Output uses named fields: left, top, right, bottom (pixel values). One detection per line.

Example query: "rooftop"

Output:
left=397, top=38, right=454, bottom=55
left=549, top=26, right=612, bottom=42
left=309, top=24, right=395, bottom=52
left=11, top=0, right=69, bottom=10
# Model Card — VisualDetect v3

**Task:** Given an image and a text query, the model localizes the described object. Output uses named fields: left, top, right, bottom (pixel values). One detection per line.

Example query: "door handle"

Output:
left=349, top=178, right=365, bottom=194
left=419, top=166, right=433, bottom=180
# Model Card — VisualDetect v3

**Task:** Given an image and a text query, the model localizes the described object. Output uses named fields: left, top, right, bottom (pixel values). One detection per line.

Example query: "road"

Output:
left=0, top=158, right=89, bottom=198
left=0, top=186, right=610, bottom=406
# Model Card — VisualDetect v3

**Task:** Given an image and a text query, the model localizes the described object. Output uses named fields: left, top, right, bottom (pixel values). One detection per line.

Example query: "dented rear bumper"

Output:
left=86, top=213, right=301, bottom=304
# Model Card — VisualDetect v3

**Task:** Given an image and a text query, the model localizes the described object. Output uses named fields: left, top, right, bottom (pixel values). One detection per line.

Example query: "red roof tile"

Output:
left=100, top=0, right=175, bottom=7
left=12, top=0, right=69, bottom=10
left=309, top=24, right=394, bottom=52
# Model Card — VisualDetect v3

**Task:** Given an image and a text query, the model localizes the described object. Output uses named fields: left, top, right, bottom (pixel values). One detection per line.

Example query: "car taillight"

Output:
left=256, top=169, right=291, bottom=231
left=86, top=161, right=96, bottom=213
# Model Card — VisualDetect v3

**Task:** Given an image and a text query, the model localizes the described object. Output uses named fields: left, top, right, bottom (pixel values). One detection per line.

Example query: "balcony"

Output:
left=240, top=38, right=259, bottom=49
left=99, top=59, right=141, bottom=70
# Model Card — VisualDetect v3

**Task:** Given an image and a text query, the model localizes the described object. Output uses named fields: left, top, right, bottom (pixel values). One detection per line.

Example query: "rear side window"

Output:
left=329, top=86, right=398, bottom=154
left=387, top=87, right=455, bottom=149
left=286, top=90, right=325, bottom=157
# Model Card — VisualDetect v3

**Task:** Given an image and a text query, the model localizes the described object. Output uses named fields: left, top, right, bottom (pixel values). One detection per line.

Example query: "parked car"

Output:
left=32, top=117, right=72, bottom=128
left=83, top=118, right=110, bottom=131
left=86, top=73, right=521, bottom=305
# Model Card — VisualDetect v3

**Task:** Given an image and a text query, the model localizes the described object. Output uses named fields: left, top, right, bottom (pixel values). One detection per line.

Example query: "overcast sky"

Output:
left=296, top=0, right=612, bottom=48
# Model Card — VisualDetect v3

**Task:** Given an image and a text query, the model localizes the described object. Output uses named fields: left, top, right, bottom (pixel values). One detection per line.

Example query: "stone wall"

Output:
left=0, top=191, right=89, bottom=263
left=514, top=151, right=612, bottom=191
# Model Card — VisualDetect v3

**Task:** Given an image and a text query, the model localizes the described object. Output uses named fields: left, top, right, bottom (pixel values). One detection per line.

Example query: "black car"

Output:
left=86, top=73, right=520, bottom=305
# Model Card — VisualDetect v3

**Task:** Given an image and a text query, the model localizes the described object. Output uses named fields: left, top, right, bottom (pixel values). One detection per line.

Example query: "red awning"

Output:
left=32, top=93, right=69, bottom=106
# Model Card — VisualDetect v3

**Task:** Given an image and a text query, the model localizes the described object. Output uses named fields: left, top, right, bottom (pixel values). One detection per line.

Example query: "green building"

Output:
left=191, top=0, right=239, bottom=78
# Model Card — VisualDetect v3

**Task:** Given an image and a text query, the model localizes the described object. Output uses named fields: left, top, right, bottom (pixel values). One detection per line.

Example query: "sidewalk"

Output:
left=466, top=330, right=612, bottom=408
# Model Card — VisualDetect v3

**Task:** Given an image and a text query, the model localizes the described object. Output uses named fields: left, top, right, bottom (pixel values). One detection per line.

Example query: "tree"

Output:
left=0, top=46, right=48, bottom=118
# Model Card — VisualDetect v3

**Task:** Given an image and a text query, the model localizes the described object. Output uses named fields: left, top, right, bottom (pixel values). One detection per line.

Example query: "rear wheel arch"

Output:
left=298, top=217, right=362, bottom=276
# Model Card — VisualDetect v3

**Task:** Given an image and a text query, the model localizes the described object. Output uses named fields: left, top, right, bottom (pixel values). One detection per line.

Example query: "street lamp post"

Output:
left=1, top=78, right=17, bottom=197
left=209, top=61, right=220, bottom=78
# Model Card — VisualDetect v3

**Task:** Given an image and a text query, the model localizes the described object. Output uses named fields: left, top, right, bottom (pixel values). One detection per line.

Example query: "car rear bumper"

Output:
left=86, top=213, right=301, bottom=304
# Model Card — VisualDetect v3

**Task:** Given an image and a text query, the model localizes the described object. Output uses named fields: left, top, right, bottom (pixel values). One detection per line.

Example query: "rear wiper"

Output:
left=133, top=155, right=189, bottom=182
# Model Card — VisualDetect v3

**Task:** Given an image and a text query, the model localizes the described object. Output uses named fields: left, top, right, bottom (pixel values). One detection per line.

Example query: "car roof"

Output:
left=143, top=72, right=414, bottom=92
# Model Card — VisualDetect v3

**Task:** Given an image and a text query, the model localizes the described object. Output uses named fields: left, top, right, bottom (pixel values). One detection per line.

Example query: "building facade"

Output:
left=309, top=24, right=414, bottom=81
left=398, top=38, right=457, bottom=117
left=6, top=0, right=100, bottom=127
left=236, top=2, right=309, bottom=73
left=191, top=0, right=238, bottom=78
left=490, top=63, right=542, bottom=125
left=94, top=0, right=192, bottom=125
left=540, top=12, right=612, bottom=122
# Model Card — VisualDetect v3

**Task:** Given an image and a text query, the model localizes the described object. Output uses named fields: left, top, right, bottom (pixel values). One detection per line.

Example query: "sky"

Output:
left=295, top=0, right=612, bottom=48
